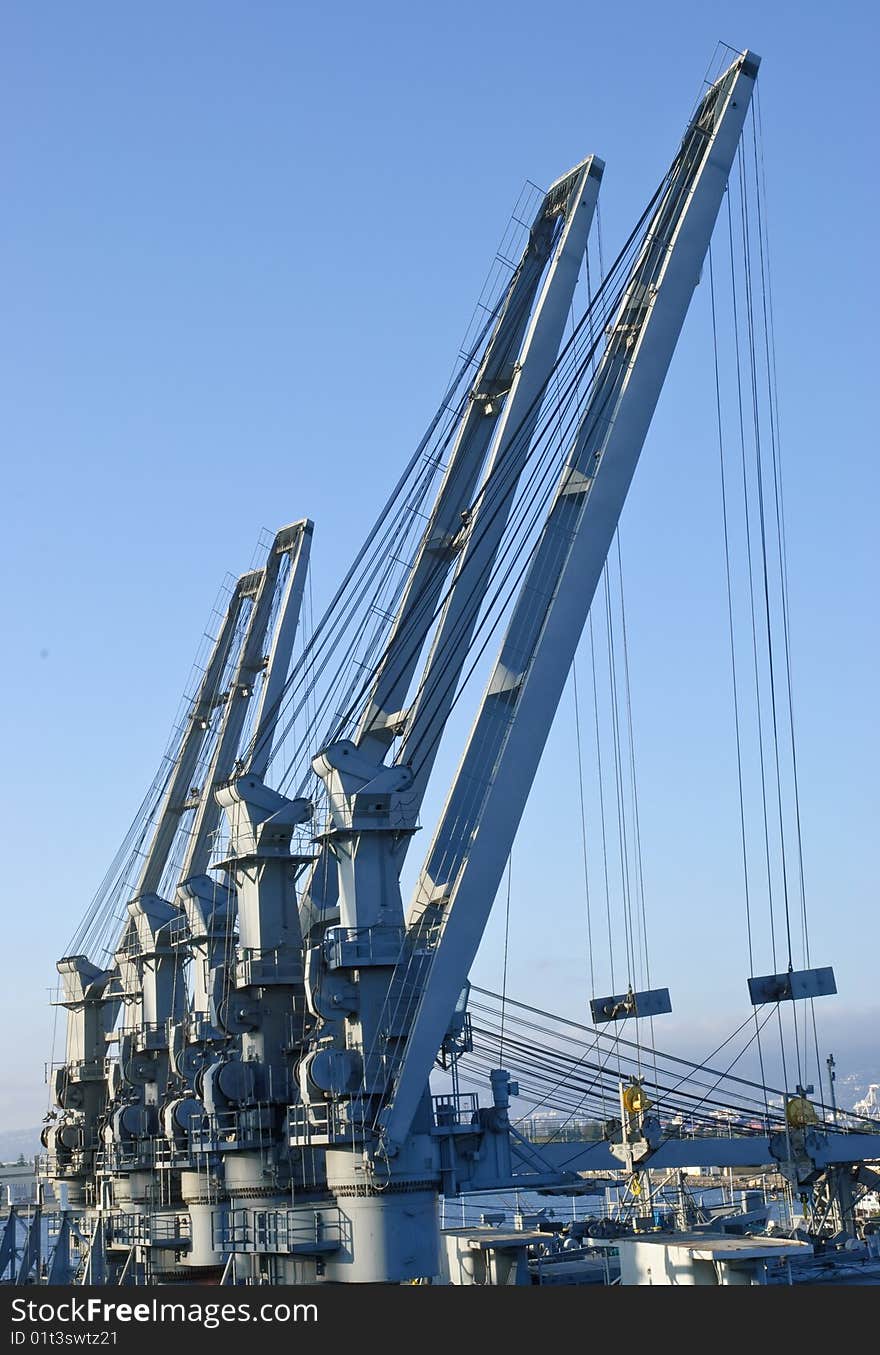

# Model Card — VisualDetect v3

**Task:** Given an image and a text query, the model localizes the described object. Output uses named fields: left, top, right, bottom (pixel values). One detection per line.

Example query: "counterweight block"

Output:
left=590, top=987, right=672, bottom=1023
left=748, top=966, right=837, bottom=1006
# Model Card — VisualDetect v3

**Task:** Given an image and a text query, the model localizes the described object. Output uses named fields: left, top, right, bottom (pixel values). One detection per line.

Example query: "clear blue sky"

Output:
left=1, top=2, right=877, bottom=1126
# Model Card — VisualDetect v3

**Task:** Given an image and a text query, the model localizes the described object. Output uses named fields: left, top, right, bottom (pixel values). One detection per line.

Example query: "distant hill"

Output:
left=837, top=1069, right=880, bottom=1115
left=0, top=1127, right=42, bottom=1162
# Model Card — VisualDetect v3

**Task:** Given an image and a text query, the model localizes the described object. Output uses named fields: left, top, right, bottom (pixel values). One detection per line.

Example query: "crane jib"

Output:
left=378, top=51, right=762, bottom=1153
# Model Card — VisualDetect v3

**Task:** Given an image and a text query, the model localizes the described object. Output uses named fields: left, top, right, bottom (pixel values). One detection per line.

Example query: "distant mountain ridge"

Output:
left=0, top=1127, right=42, bottom=1162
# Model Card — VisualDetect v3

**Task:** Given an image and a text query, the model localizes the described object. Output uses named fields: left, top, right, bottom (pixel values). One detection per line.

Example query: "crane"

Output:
left=283, top=48, right=769, bottom=1282
left=47, top=522, right=311, bottom=1242
left=44, top=47, right=868, bottom=1288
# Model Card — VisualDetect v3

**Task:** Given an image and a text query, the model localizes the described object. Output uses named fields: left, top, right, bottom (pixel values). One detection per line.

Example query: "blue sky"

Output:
left=1, top=2, right=877, bottom=1126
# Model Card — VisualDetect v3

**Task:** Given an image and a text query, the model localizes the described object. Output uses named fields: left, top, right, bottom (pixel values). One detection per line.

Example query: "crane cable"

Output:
left=470, top=985, right=877, bottom=1130
left=709, top=238, right=771, bottom=1129
left=498, top=853, right=513, bottom=1069
left=751, top=91, right=823, bottom=1108
left=365, top=174, right=688, bottom=1117
left=321, top=168, right=677, bottom=780
left=727, top=146, right=792, bottom=1102
left=352, top=193, right=669, bottom=1100
left=614, top=533, right=657, bottom=1087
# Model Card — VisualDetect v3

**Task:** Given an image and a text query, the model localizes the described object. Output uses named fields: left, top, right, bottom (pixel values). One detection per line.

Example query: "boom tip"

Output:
left=740, top=50, right=761, bottom=78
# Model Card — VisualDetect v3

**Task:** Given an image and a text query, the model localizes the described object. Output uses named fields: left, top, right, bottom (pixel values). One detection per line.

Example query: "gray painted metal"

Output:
left=134, top=576, right=250, bottom=897
left=80, top=1219, right=106, bottom=1285
left=14, top=1205, right=41, bottom=1285
left=590, top=987, right=672, bottom=1022
left=45, top=49, right=880, bottom=1288
left=48, top=1218, right=73, bottom=1287
left=394, top=157, right=604, bottom=823
left=248, top=520, right=313, bottom=779
left=509, top=1130, right=880, bottom=1178
left=297, top=154, right=603, bottom=1162
left=180, top=521, right=311, bottom=879
left=379, top=51, right=761, bottom=1152
left=300, top=160, right=602, bottom=925
left=0, top=1208, right=17, bottom=1280
left=359, top=160, right=602, bottom=760
left=748, top=966, right=837, bottom=1005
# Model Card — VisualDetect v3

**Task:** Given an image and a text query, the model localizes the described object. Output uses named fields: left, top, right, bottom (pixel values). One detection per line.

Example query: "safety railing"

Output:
left=152, top=1140, right=203, bottom=1170
left=166, top=913, right=191, bottom=945
left=47, top=1057, right=106, bottom=1082
left=134, top=1021, right=169, bottom=1051
left=105, top=1211, right=191, bottom=1249
left=96, top=1142, right=155, bottom=1172
left=323, top=925, right=406, bottom=970
left=234, top=946, right=304, bottom=987
left=433, top=1092, right=480, bottom=1130
left=223, top=1206, right=345, bottom=1256
left=191, top=1104, right=277, bottom=1153
left=286, top=1100, right=362, bottom=1147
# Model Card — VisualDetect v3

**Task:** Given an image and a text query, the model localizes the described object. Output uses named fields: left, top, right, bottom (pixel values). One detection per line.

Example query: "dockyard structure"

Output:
left=28, top=48, right=880, bottom=1286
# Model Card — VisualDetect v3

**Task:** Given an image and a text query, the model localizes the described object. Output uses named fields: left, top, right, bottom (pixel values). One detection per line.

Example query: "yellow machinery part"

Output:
left=622, top=1082, right=652, bottom=1115
left=786, top=1096, right=818, bottom=1128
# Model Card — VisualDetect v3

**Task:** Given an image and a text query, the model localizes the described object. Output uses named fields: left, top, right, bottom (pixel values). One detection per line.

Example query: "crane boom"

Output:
left=357, top=158, right=603, bottom=759
left=378, top=49, right=761, bottom=1152
left=248, top=519, right=313, bottom=778
left=133, top=577, right=250, bottom=897
left=394, top=156, right=603, bottom=824
left=179, top=521, right=311, bottom=880
left=301, top=162, right=602, bottom=923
